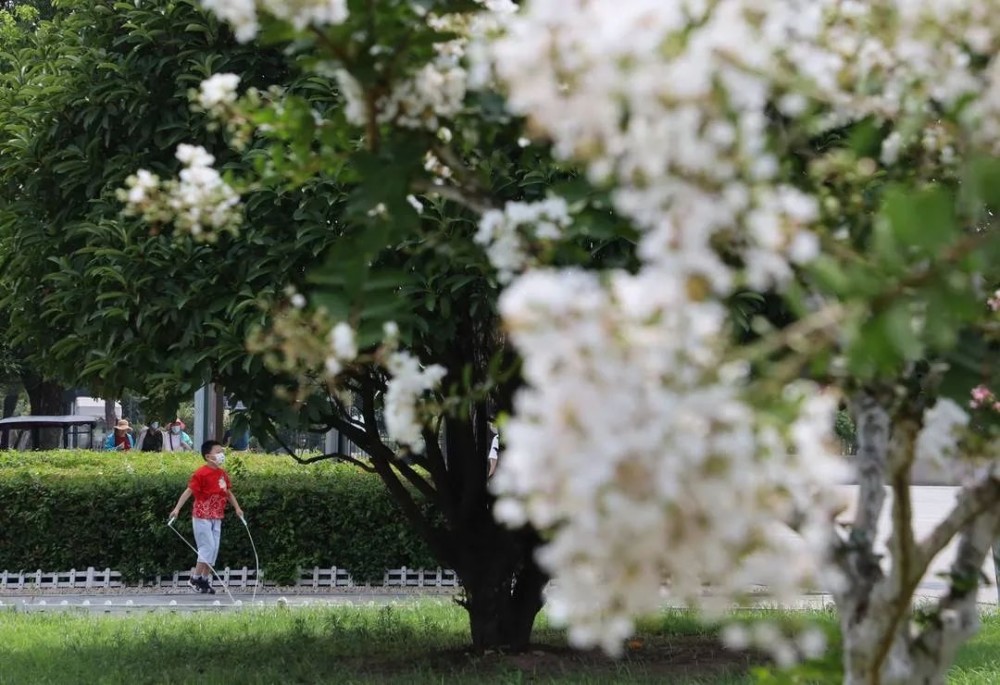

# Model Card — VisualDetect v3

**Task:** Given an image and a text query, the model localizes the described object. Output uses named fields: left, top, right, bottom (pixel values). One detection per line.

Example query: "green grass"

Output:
left=950, top=611, right=1000, bottom=684
left=1, top=603, right=999, bottom=684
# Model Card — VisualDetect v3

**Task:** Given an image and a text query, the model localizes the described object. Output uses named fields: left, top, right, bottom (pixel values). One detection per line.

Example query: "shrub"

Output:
left=0, top=450, right=437, bottom=583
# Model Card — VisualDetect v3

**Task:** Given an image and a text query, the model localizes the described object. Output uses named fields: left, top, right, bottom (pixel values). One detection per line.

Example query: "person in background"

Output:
left=223, top=427, right=251, bottom=451
left=104, top=419, right=135, bottom=451
left=487, top=416, right=502, bottom=479
left=138, top=420, right=164, bottom=452
left=163, top=418, right=194, bottom=452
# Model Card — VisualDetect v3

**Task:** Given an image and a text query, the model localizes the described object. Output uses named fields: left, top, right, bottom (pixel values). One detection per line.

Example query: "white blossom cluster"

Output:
left=474, top=197, right=571, bottom=283
left=722, top=621, right=828, bottom=669
left=335, top=55, right=467, bottom=132
left=383, top=349, right=447, bottom=454
left=481, top=0, right=1000, bottom=654
left=324, top=321, right=357, bottom=377
left=199, top=0, right=348, bottom=43
left=493, top=269, right=847, bottom=654
left=119, top=144, right=242, bottom=241
left=197, top=73, right=241, bottom=114
left=330, top=0, right=517, bottom=132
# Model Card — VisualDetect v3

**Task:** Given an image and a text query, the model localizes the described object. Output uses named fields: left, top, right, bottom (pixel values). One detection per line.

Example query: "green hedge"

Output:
left=0, top=450, right=436, bottom=583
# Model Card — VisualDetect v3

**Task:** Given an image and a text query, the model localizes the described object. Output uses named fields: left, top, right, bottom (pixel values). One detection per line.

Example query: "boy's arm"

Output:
left=227, top=491, right=244, bottom=520
left=169, top=487, right=193, bottom=519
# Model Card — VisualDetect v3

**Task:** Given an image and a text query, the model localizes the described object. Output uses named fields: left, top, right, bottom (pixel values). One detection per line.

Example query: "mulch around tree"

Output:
left=350, top=634, right=761, bottom=682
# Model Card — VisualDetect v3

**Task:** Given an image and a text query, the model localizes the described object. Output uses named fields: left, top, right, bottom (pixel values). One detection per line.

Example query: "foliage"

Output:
left=0, top=450, right=436, bottom=582
left=0, top=0, right=333, bottom=416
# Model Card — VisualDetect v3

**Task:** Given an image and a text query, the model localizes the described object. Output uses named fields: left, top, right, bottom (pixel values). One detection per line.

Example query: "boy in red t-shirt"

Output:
left=169, top=440, right=244, bottom=594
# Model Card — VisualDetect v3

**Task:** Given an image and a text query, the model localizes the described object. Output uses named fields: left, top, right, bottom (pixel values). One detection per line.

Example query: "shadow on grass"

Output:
left=2, top=607, right=757, bottom=685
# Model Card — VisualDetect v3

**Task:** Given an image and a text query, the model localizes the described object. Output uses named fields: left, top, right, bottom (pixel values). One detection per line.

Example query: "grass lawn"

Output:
left=1, top=602, right=999, bottom=684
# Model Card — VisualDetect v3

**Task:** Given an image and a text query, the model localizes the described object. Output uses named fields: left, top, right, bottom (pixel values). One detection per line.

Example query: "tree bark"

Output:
left=21, top=372, right=66, bottom=449
left=0, top=388, right=19, bottom=449
left=459, top=522, right=548, bottom=651
left=104, top=397, right=117, bottom=431
left=836, top=389, right=1000, bottom=684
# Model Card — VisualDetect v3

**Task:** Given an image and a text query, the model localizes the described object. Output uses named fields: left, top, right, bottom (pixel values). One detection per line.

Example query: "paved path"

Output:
left=4, top=487, right=998, bottom=613
left=0, top=592, right=434, bottom=613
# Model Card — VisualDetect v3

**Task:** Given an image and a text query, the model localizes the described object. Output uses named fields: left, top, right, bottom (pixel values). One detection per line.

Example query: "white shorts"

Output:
left=192, top=517, right=222, bottom=566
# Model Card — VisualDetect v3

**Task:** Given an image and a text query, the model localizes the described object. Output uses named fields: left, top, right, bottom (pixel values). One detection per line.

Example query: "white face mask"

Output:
left=170, top=426, right=181, bottom=434
left=214, top=452, right=226, bottom=465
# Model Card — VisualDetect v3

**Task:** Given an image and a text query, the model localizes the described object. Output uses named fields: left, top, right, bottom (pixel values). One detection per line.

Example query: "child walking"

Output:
left=169, top=440, right=244, bottom=594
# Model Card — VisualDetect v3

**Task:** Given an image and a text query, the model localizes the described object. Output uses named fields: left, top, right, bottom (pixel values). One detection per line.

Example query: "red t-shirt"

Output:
left=188, top=465, right=232, bottom=519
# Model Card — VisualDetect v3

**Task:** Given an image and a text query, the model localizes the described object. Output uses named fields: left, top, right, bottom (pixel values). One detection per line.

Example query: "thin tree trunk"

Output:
left=21, top=372, right=66, bottom=449
left=0, top=388, right=18, bottom=449
left=837, top=389, right=1000, bottom=684
left=104, top=398, right=117, bottom=431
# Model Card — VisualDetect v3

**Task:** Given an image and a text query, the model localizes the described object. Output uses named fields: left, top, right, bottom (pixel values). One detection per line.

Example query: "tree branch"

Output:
left=289, top=450, right=377, bottom=472
left=917, top=466, right=1000, bottom=579
left=392, top=458, right=441, bottom=507
left=910, top=503, right=1000, bottom=680
left=357, top=374, right=452, bottom=564
left=850, top=391, right=891, bottom=550
left=871, top=417, right=921, bottom=681
left=411, top=178, right=495, bottom=214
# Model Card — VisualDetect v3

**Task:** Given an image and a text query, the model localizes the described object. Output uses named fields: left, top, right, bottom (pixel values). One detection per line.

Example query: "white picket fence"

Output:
left=0, top=566, right=460, bottom=590
left=0, top=568, right=123, bottom=589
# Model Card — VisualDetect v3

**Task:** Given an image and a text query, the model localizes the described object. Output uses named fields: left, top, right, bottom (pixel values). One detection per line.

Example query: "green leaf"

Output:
left=880, top=184, right=956, bottom=254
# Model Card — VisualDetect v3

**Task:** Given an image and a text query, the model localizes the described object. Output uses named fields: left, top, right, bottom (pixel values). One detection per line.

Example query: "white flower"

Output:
left=493, top=267, right=846, bottom=653
left=175, top=144, right=215, bottom=168
left=474, top=197, right=571, bottom=282
left=383, top=350, right=446, bottom=453
left=121, top=143, right=241, bottom=240
left=198, top=0, right=348, bottom=42
left=406, top=194, right=424, bottom=214
left=198, top=73, right=241, bottom=110
left=329, top=322, right=357, bottom=361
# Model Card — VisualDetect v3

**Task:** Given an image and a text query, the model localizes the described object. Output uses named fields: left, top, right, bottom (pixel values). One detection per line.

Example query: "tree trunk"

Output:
left=458, top=521, right=548, bottom=651
left=21, top=372, right=66, bottom=449
left=0, top=388, right=18, bottom=449
left=104, top=397, right=117, bottom=431
left=836, top=388, right=1000, bottom=684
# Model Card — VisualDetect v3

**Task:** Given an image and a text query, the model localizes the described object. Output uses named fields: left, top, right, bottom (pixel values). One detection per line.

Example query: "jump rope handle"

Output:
left=167, top=516, right=176, bottom=527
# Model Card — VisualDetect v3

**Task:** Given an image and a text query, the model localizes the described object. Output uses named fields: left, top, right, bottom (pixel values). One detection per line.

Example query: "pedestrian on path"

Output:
left=168, top=440, right=244, bottom=594
left=104, top=419, right=135, bottom=451
left=138, top=420, right=164, bottom=452
left=163, top=418, right=194, bottom=452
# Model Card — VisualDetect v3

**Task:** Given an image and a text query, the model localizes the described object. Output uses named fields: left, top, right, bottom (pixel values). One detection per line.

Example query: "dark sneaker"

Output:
left=188, top=577, right=201, bottom=592
left=200, top=579, right=216, bottom=594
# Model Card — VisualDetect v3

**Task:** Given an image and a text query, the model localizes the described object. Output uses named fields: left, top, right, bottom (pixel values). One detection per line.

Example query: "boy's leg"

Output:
left=191, top=518, right=216, bottom=591
left=201, top=519, right=222, bottom=594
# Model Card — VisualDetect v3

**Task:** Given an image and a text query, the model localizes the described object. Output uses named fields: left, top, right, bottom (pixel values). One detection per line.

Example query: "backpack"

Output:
left=141, top=428, right=163, bottom=452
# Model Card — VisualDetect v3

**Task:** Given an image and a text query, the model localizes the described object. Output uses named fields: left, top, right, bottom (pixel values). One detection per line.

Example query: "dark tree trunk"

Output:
left=0, top=388, right=19, bottom=448
left=104, top=398, right=117, bottom=432
left=460, top=525, right=548, bottom=651
left=21, top=372, right=66, bottom=449
left=341, top=375, right=548, bottom=653
left=2, top=390, right=16, bottom=419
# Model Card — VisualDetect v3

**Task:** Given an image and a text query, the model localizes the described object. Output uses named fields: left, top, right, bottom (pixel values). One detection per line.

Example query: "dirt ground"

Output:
left=358, top=634, right=761, bottom=682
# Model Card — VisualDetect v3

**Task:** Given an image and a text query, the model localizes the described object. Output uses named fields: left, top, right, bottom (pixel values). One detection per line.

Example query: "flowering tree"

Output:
left=114, top=0, right=1000, bottom=680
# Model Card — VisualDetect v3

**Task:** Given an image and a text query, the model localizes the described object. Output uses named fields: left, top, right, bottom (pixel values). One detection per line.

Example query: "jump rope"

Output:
left=166, top=515, right=261, bottom=604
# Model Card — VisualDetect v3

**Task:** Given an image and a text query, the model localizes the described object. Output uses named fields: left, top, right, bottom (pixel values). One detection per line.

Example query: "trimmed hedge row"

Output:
left=0, top=450, right=436, bottom=583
